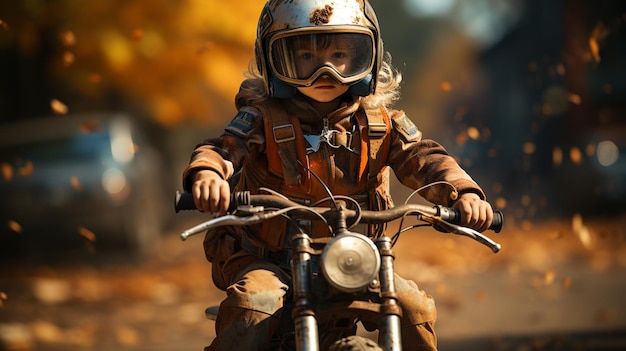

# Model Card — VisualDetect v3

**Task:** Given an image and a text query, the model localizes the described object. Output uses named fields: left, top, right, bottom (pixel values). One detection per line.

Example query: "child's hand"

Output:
left=452, top=193, right=494, bottom=232
left=191, top=170, right=231, bottom=215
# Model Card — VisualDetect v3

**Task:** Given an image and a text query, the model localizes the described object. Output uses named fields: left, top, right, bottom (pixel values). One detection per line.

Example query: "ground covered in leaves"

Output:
left=0, top=213, right=625, bottom=351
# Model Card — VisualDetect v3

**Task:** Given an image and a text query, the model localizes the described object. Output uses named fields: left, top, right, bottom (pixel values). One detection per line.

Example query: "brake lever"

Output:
left=421, top=215, right=501, bottom=253
left=180, top=214, right=263, bottom=240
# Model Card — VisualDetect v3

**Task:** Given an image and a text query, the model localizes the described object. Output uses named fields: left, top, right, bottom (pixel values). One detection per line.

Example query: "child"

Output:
left=182, top=0, right=494, bottom=350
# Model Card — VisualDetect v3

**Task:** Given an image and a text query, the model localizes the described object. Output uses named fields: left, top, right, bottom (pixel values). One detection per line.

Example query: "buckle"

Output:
left=368, top=122, right=387, bottom=138
left=273, top=124, right=295, bottom=143
left=304, top=130, right=357, bottom=154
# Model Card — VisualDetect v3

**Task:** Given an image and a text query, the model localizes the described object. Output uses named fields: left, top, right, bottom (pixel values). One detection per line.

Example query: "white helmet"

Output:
left=255, top=0, right=384, bottom=98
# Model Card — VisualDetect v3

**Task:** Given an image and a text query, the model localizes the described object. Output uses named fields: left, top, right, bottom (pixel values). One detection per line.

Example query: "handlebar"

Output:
left=175, top=191, right=503, bottom=233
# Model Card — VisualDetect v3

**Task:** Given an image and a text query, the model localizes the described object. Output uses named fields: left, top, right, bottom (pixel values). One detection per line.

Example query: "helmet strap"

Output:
left=269, top=76, right=298, bottom=98
left=348, top=74, right=373, bottom=97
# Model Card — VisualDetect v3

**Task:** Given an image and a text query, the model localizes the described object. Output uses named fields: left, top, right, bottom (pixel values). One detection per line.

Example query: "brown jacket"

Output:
left=183, top=82, right=485, bottom=287
left=183, top=91, right=484, bottom=208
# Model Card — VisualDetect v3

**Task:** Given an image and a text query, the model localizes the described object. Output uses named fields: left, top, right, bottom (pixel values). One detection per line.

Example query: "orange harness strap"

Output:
left=262, top=101, right=391, bottom=187
left=260, top=101, right=308, bottom=186
left=356, top=106, right=392, bottom=181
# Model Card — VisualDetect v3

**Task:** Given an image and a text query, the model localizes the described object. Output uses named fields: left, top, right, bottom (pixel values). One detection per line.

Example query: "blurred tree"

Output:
left=0, top=0, right=265, bottom=126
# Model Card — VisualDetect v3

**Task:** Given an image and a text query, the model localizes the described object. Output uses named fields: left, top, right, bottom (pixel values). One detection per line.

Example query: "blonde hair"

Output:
left=235, top=52, right=402, bottom=110
left=361, top=52, right=402, bottom=110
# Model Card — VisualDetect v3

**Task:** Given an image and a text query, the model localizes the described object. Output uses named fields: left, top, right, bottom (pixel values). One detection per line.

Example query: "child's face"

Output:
left=297, top=78, right=349, bottom=103
left=269, top=32, right=374, bottom=94
left=293, top=37, right=352, bottom=102
left=292, top=38, right=354, bottom=79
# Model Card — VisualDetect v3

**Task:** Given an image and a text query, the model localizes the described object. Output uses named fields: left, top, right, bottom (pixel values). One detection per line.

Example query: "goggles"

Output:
left=268, top=27, right=375, bottom=87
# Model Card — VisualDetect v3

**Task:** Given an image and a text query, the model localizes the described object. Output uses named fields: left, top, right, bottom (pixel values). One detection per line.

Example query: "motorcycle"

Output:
left=175, top=187, right=503, bottom=351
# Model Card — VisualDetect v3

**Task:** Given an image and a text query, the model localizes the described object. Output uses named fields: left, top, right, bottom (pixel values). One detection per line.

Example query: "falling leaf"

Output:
left=544, top=270, right=556, bottom=285
left=0, top=291, right=7, bottom=308
left=33, top=278, right=72, bottom=304
left=115, top=326, right=140, bottom=346
left=570, top=147, right=583, bottom=164
left=78, top=226, right=97, bottom=242
left=70, top=176, right=82, bottom=191
left=521, top=194, right=531, bottom=207
left=568, top=93, right=582, bottom=105
left=88, top=73, right=102, bottom=84
left=595, top=308, right=615, bottom=323
left=131, top=29, right=144, bottom=41
left=542, top=103, right=553, bottom=115
left=17, top=160, right=34, bottom=176
left=80, top=120, right=101, bottom=133
left=572, top=213, right=593, bottom=249
left=197, top=41, right=216, bottom=55
left=552, top=146, right=563, bottom=167
left=475, top=291, right=487, bottom=302
left=589, top=38, right=600, bottom=63
left=8, top=220, right=22, bottom=234
left=1, top=162, right=12, bottom=180
left=549, top=231, right=564, bottom=239
left=585, top=143, right=595, bottom=157
left=455, top=131, right=468, bottom=146
left=63, top=52, right=75, bottom=67
left=563, top=276, right=572, bottom=289
left=31, top=321, right=64, bottom=343
left=0, top=20, right=8, bottom=30
left=523, top=142, right=536, bottom=155
left=439, top=81, right=452, bottom=92
left=453, top=106, right=468, bottom=122
left=492, top=182, right=503, bottom=194
left=521, top=220, right=533, bottom=231
left=60, top=30, right=76, bottom=46
left=495, top=197, right=507, bottom=210
left=467, top=127, right=480, bottom=140
left=51, top=99, right=69, bottom=115
left=589, top=22, right=608, bottom=63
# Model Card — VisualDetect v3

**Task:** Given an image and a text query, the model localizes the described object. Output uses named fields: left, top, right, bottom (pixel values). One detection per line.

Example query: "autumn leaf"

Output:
left=572, top=213, right=593, bottom=249
left=17, top=160, right=34, bottom=176
left=439, top=81, right=452, bottom=92
left=467, top=127, right=480, bottom=140
left=589, top=22, right=608, bottom=63
left=569, top=147, right=583, bottom=164
left=79, top=120, right=101, bottom=133
left=63, top=52, right=75, bottom=67
left=60, top=30, right=76, bottom=46
left=1, top=162, right=12, bottom=181
left=563, top=276, right=572, bottom=289
left=70, top=176, right=82, bottom=191
left=78, top=226, right=97, bottom=242
left=51, top=99, right=69, bottom=115
left=8, top=220, right=23, bottom=234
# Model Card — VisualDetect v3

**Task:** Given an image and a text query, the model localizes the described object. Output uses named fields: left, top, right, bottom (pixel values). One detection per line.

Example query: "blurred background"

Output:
left=0, top=0, right=625, bottom=350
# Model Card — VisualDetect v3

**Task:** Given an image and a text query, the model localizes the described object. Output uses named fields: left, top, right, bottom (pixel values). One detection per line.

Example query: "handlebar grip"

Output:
left=436, top=206, right=503, bottom=233
left=174, top=191, right=196, bottom=212
left=174, top=191, right=251, bottom=213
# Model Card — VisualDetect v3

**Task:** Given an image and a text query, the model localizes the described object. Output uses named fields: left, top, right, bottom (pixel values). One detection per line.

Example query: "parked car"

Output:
left=0, top=112, right=169, bottom=258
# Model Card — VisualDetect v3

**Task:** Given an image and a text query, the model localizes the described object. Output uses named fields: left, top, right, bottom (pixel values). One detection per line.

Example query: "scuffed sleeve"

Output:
left=182, top=106, right=265, bottom=192
left=387, top=110, right=485, bottom=206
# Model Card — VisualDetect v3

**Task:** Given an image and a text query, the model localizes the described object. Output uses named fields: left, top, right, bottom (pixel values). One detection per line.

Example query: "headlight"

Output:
left=321, top=232, right=380, bottom=293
